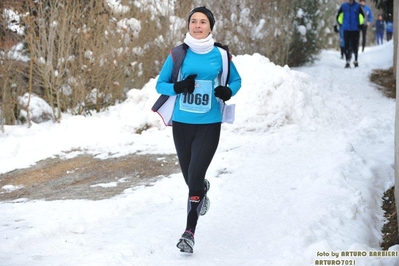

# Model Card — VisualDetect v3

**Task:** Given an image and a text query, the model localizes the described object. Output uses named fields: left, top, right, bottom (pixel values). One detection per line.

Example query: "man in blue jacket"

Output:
left=337, top=0, right=365, bottom=68
left=359, top=0, right=373, bottom=52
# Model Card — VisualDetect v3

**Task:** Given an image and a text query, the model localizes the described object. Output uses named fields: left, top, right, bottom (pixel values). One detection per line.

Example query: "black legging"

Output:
left=361, top=25, right=368, bottom=51
left=173, top=121, right=221, bottom=232
left=344, top=30, right=360, bottom=62
left=387, top=32, right=393, bottom=41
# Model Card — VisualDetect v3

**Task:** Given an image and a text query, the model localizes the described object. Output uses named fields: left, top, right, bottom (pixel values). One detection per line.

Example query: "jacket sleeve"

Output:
left=359, top=6, right=365, bottom=23
left=227, top=60, right=241, bottom=97
left=155, top=54, right=177, bottom=96
left=367, top=6, right=373, bottom=22
left=336, top=7, right=343, bottom=25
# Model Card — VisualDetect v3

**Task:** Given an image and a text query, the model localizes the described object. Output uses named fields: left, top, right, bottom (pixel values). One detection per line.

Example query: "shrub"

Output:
left=0, top=0, right=342, bottom=126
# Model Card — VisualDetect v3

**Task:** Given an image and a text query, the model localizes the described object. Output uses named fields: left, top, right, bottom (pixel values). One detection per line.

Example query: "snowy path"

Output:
left=0, top=43, right=398, bottom=266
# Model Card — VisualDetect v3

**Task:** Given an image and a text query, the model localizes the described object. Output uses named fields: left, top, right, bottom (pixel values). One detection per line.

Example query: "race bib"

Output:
left=179, top=80, right=212, bottom=113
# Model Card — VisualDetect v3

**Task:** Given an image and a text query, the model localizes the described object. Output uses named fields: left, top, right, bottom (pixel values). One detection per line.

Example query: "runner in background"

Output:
left=359, top=0, right=373, bottom=52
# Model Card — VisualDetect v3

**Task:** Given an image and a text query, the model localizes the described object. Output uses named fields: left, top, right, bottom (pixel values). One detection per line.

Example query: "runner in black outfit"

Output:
left=337, top=0, right=365, bottom=68
left=155, top=6, right=242, bottom=253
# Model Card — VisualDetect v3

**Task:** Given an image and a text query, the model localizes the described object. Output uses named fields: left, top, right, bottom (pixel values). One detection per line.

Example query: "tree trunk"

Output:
left=395, top=0, right=398, bottom=75
left=394, top=0, right=399, bottom=240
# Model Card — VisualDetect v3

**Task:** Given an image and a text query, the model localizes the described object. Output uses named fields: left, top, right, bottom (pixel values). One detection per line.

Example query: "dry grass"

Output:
left=369, top=68, right=398, bottom=249
left=0, top=153, right=179, bottom=201
left=2, top=0, right=341, bottom=125
left=381, top=187, right=398, bottom=250
left=370, top=67, right=396, bottom=99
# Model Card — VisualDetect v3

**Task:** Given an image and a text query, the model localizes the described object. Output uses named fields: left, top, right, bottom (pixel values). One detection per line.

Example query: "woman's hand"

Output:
left=174, top=74, right=197, bottom=94
left=214, top=85, right=232, bottom=101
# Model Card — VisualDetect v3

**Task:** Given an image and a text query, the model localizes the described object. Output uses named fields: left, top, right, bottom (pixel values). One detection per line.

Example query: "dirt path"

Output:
left=0, top=153, right=180, bottom=201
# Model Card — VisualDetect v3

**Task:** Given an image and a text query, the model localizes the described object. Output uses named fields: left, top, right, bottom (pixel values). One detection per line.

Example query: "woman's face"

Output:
left=189, top=12, right=212, bottom=39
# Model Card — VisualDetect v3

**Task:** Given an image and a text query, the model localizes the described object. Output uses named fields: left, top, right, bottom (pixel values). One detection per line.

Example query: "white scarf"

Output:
left=184, top=32, right=215, bottom=54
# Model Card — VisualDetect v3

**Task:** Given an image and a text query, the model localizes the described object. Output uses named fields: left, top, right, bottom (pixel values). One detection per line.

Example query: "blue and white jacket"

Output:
left=386, top=21, right=393, bottom=33
left=362, top=5, right=373, bottom=24
left=156, top=47, right=241, bottom=124
left=337, top=1, right=365, bottom=31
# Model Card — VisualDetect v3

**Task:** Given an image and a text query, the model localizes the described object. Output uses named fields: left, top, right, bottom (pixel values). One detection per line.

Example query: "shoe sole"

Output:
left=200, top=195, right=210, bottom=216
left=200, top=179, right=210, bottom=216
left=204, top=179, right=210, bottom=192
left=177, top=238, right=194, bottom=253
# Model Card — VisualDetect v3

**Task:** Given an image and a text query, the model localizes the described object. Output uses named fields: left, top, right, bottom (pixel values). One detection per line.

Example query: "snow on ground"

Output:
left=0, top=41, right=398, bottom=266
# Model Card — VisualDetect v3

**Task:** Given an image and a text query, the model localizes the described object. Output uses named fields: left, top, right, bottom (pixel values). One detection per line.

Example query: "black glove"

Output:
left=334, top=25, right=339, bottom=33
left=214, top=85, right=232, bottom=101
left=174, top=74, right=197, bottom=94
